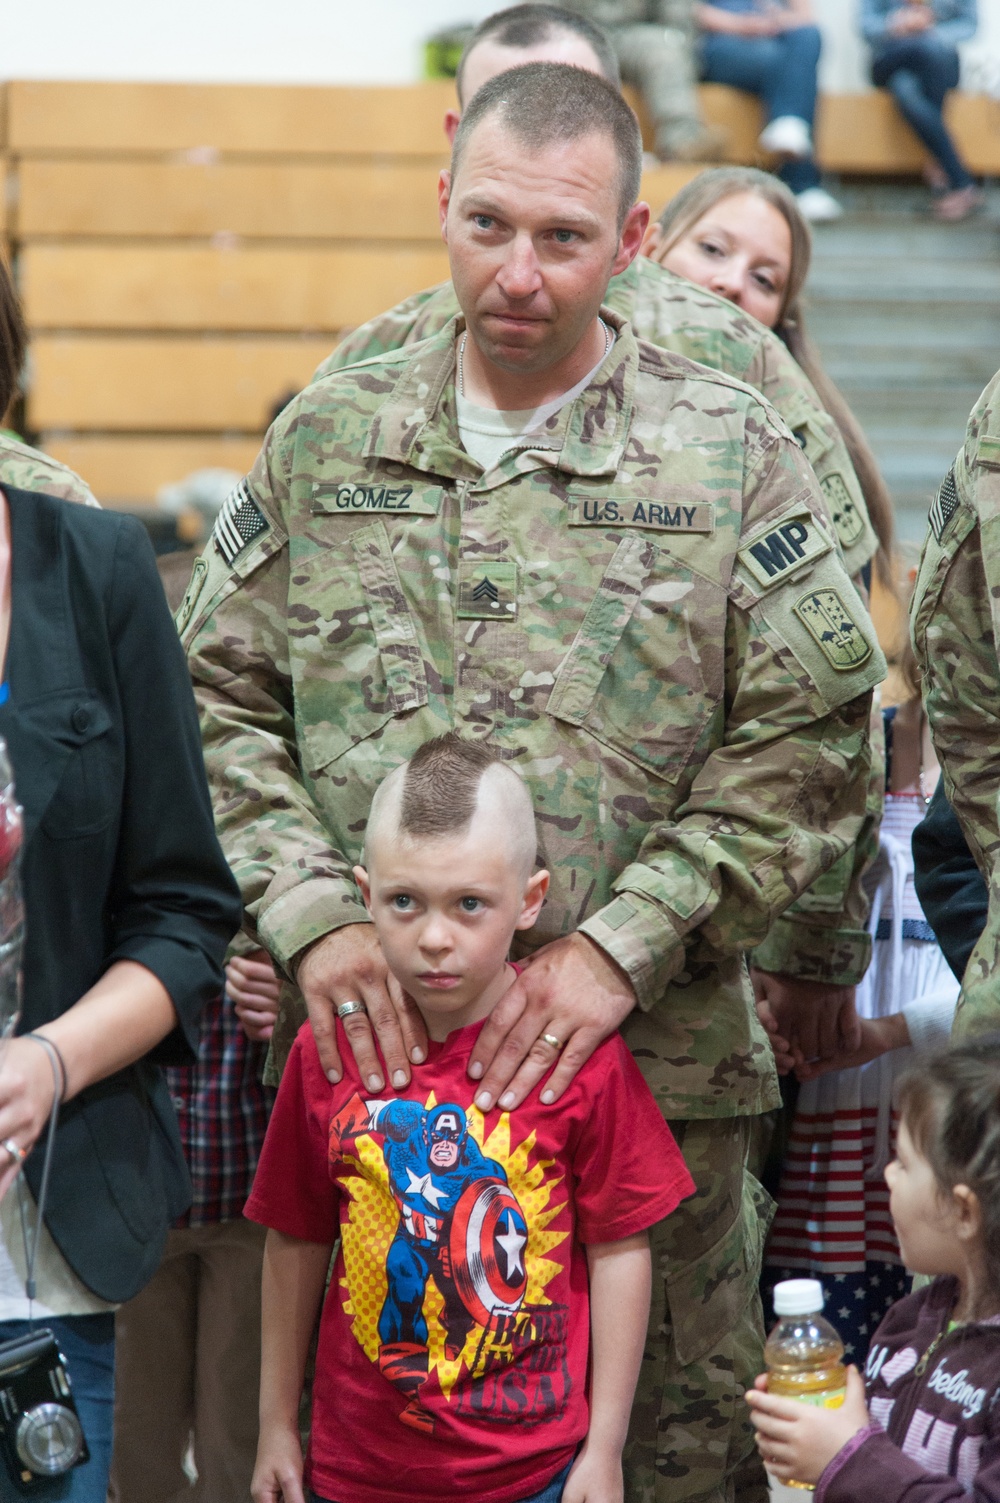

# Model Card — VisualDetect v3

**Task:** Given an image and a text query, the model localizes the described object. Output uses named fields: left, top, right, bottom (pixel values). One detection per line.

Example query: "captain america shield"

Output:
left=450, top=1179, right=529, bottom=1326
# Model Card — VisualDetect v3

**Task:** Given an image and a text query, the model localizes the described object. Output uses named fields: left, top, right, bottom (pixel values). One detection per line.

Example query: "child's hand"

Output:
left=251, top=1423, right=306, bottom=1503
left=227, top=949, right=281, bottom=1042
left=745, top=1365, right=871, bottom=1486
left=562, top=1441, right=623, bottom=1503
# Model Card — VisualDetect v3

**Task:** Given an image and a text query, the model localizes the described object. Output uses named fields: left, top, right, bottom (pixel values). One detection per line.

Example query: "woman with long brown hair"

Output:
left=644, top=166, right=896, bottom=585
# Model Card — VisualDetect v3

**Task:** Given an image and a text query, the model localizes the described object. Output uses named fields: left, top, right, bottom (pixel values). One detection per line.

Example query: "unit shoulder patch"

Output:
left=819, top=473, right=865, bottom=551
left=212, top=479, right=269, bottom=567
left=794, top=588, right=873, bottom=670
left=737, top=511, right=831, bottom=590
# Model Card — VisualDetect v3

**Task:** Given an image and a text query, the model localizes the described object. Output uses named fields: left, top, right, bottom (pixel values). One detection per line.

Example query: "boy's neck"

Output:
left=418, top=962, right=517, bottom=1042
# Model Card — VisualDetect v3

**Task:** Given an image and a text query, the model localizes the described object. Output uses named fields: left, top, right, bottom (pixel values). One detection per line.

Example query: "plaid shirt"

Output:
left=166, top=990, right=275, bottom=1228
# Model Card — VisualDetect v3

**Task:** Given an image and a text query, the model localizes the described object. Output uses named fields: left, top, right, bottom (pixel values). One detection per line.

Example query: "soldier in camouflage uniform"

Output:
left=554, top=0, right=727, bottom=160
left=316, top=14, right=883, bottom=1074
left=184, top=64, right=882, bottom=1503
left=0, top=432, right=98, bottom=508
left=911, top=372, right=1000, bottom=1042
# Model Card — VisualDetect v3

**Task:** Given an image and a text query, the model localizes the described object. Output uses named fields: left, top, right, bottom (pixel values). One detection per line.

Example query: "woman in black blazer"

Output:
left=0, top=270, right=241, bottom=1500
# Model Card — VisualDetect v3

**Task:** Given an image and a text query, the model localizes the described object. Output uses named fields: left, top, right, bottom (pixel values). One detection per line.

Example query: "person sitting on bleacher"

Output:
left=861, top=0, right=981, bottom=222
left=694, top=0, right=842, bottom=222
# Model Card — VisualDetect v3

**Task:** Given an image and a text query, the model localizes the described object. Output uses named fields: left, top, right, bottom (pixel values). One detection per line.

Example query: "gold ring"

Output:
left=541, top=1032, right=564, bottom=1051
left=2, top=1138, right=25, bottom=1165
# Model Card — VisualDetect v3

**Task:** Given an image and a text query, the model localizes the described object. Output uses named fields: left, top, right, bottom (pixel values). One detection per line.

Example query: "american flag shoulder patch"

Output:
left=212, top=479, right=269, bottom=567
left=928, top=468, right=960, bottom=545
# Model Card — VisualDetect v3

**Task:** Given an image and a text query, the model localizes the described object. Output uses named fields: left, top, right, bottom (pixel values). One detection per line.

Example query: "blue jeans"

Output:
left=312, top=1459, right=574, bottom=1503
left=0, top=1314, right=115, bottom=1502
left=699, top=25, right=822, bottom=192
left=871, top=36, right=973, bottom=189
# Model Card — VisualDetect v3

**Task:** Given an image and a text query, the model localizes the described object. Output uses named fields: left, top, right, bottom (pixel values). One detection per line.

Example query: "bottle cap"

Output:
left=773, top=1278, right=824, bottom=1316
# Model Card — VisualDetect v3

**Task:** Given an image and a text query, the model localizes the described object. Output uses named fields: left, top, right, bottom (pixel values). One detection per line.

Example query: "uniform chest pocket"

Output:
left=292, top=520, right=429, bottom=777
left=547, top=534, right=724, bottom=782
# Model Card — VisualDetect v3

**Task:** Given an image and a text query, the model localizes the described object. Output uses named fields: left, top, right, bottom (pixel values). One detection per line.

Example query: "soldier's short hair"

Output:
left=452, top=61, right=642, bottom=229
left=456, top=5, right=620, bottom=104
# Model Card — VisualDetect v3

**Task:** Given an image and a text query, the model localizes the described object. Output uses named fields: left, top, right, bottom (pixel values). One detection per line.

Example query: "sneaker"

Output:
left=795, top=186, right=844, bottom=222
left=758, top=115, right=813, bottom=159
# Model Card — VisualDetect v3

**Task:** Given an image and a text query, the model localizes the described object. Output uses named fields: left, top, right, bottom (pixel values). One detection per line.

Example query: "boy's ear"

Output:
left=352, top=865, right=374, bottom=915
left=515, top=869, right=550, bottom=931
left=952, top=1183, right=982, bottom=1243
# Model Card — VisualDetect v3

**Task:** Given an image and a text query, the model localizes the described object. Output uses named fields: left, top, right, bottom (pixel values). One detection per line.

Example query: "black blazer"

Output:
left=0, top=487, right=242, bottom=1302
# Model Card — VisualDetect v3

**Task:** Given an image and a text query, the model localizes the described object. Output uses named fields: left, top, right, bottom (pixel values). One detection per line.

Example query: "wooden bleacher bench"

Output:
left=0, top=77, right=998, bottom=508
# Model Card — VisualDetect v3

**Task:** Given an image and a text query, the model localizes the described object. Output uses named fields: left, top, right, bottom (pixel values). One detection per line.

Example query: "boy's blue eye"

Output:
left=393, top=895, right=412, bottom=910
left=460, top=897, right=481, bottom=912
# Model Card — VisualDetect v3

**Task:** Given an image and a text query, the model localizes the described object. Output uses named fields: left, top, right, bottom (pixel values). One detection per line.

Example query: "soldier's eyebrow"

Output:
left=457, top=190, right=601, bottom=235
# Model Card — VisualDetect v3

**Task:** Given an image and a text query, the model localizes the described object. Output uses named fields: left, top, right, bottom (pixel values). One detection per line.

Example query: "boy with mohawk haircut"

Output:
left=247, top=734, right=694, bottom=1503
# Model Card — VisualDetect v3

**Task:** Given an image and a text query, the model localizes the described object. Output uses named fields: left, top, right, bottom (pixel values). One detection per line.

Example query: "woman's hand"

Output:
left=888, top=4, right=933, bottom=34
left=746, top=1366, right=871, bottom=1485
left=0, top=1038, right=59, bottom=1200
left=227, top=950, right=282, bottom=1043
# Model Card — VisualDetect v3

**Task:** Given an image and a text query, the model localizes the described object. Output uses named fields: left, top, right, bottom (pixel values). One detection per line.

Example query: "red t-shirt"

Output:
left=246, top=1017, right=693, bottom=1503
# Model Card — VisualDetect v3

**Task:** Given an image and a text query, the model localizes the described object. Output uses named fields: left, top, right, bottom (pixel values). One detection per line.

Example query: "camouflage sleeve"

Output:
left=912, top=379, right=1000, bottom=1031
left=312, top=283, right=455, bottom=383
left=180, top=432, right=369, bottom=974
left=745, top=339, right=878, bottom=579
left=580, top=429, right=885, bottom=1011
left=0, top=435, right=100, bottom=507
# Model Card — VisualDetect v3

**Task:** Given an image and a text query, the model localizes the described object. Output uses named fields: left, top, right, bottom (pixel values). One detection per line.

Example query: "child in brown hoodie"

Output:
left=748, top=1037, right=1000, bottom=1503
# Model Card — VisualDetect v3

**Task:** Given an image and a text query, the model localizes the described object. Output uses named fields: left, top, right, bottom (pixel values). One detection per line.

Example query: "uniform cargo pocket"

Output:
left=666, top=1169, right=774, bottom=1367
left=546, top=534, right=723, bottom=782
left=294, top=520, right=428, bottom=777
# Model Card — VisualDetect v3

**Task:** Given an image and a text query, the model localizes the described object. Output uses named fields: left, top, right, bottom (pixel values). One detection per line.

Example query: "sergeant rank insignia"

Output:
left=457, top=560, right=518, bottom=620
left=213, top=479, right=269, bottom=566
left=794, top=589, right=872, bottom=670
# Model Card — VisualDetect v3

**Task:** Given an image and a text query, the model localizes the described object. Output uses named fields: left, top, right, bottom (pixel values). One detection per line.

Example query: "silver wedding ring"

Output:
left=541, top=1032, right=564, bottom=1052
left=336, top=1000, right=367, bottom=1020
left=2, top=1137, right=25, bottom=1165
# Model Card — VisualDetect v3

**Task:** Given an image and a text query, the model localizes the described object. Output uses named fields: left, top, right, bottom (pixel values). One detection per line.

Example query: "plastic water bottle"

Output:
left=764, top=1279, right=847, bottom=1492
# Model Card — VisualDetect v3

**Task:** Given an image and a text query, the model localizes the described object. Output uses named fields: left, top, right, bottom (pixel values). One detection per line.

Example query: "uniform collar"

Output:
left=362, top=306, right=637, bottom=484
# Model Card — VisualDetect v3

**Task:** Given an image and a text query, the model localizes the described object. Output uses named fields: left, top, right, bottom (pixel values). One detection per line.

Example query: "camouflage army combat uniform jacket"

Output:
left=912, top=371, right=1000, bottom=1036
left=316, top=257, right=882, bottom=990
left=0, top=433, right=98, bottom=507
left=183, top=313, right=883, bottom=1121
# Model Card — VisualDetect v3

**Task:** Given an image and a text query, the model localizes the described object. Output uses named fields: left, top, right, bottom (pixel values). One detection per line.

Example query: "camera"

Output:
left=0, top=1328, right=88, bottom=1492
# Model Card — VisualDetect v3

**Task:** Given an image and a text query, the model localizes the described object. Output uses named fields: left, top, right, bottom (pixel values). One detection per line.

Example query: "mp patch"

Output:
left=457, top=559, right=518, bottom=620
left=820, top=473, right=865, bottom=550
left=213, top=479, right=269, bottom=567
left=738, top=513, right=829, bottom=590
left=929, top=468, right=960, bottom=543
left=794, top=588, right=873, bottom=670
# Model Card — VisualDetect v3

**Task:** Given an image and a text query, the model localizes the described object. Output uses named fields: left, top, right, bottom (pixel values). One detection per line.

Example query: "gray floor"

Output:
left=807, top=182, right=1000, bottom=545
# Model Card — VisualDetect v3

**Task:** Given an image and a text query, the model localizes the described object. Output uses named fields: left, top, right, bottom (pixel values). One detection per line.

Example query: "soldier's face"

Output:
left=440, top=118, right=644, bottom=379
